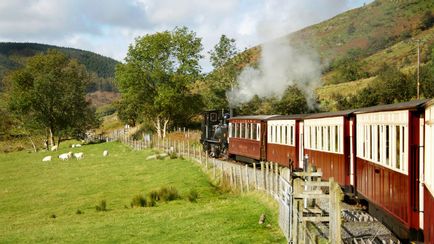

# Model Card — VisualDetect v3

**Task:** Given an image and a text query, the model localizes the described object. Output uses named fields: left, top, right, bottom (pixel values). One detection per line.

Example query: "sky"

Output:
left=0, top=0, right=373, bottom=71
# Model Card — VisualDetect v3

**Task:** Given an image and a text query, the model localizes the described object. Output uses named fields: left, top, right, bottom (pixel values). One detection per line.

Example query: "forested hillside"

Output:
left=0, top=42, right=119, bottom=96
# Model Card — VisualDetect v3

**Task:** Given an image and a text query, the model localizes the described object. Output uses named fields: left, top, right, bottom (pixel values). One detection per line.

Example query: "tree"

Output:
left=420, top=10, right=434, bottom=30
left=196, top=35, right=239, bottom=110
left=115, top=27, right=204, bottom=138
left=6, top=50, right=99, bottom=148
left=273, top=86, right=309, bottom=115
left=209, top=35, right=238, bottom=69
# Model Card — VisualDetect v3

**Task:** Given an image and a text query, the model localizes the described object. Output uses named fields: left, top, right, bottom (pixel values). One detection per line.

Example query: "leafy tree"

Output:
left=273, top=86, right=309, bottom=114
left=5, top=50, right=99, bottom=147
left=115, top=27, right=204, bottom=138
left=209, top=35, right=238, bottom=69
left=420, top=10, right=434, bottom=30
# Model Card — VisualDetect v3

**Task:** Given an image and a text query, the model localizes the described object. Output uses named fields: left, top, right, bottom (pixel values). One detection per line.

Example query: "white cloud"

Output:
left=0, top=0, right=373, bottom=68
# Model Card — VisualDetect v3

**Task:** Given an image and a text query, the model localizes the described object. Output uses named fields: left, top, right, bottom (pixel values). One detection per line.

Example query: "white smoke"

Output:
left=227, top=37, right=321, bottom=109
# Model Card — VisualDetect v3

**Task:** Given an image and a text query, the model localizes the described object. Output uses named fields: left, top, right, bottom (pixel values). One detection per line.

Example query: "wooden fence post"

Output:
left=254, top=163, right=258, bottom=190
left=245, top=165, right=249, bottom=192
left=230, top=167, right=234, bottom=187
left=205, top=152, right=208, bottom=169
left=260, top=162, right=265, bottom=190
left=213, top=158, right=216, bottom=179
left=220, top=161, right=224, bottom=183
left=329, top=178, right=342, bottom=244
left=239, top=165, right=243, bottom=193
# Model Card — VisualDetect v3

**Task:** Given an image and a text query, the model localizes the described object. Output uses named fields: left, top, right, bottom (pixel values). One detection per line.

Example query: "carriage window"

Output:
left=377, top=125, right=380, bottom=163
left=252, top=124, right=257, bottom=140
left=290, top=126, right=294, bottom=146
left=309, top=126, right=312, bottom=149
left=321, top=127, right=324, bottom=150
left=327, top=126, right=331, bottom=151
left=335, top=125, right=339, bottom=152
left=274, top=126, right=278, bottom=143
left=241, top=123, right=245, bottom=138
left=229, top=123, right=233, bottom=138
left=257, top=124, right=261, bottom=141
left=284, top=126, right=288, bottom=145
left=396, top=126, right=400, bottom=170
left=314, top=127, right=318, bottom=149
left=246, top=123, right=251, bottom=139
left=386, top=126, right=390, bottom=166
left=270, top=125, right=273, bottom=142
left=369, top=125, right=373, bottom=160
left=402, top=126, right=405, bottom=169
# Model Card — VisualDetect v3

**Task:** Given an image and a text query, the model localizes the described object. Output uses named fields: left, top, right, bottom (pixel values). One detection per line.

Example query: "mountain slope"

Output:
left=0, top=42, right=121, bottom=107
left=0, top=42, right=119, bottom=79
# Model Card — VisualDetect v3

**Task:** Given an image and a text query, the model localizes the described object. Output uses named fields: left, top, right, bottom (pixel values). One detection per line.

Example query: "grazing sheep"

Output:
left=42, top=156, right=52, bottom=162
left=73, top=152, right=84, bottom=160
left=51, top=145, right=58, bottom=151
left=59, top=152, right=72, bottom=161
left=71, top=144, right=82, bottom=148
left=103, top=150, right=109, bottom=157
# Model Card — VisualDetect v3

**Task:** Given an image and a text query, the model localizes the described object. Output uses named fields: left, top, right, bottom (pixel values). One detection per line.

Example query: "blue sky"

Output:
left=0, top=0, right=373, bottom=71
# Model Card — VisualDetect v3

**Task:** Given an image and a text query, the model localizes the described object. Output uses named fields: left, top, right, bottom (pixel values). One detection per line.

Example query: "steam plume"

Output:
left=227, top=37, right=321, bottom=109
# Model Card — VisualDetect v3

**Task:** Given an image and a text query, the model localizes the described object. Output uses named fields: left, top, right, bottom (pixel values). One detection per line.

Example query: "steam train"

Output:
left=200, top=100, right=434, bottom=243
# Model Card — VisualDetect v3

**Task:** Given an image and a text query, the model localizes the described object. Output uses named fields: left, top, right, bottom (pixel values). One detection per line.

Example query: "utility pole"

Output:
left=417, top=40, right=420, bottom=100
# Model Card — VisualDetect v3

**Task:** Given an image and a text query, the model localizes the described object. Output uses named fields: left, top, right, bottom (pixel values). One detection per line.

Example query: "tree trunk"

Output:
left=163, top=119, right=169, bottom=138
left=154, top=117, right=162, bottom=139
left=27, top=135, right=37, bottom=152
left=57, top=134, right=61, bottom=148
left=49, top=128, right=55, bottom=147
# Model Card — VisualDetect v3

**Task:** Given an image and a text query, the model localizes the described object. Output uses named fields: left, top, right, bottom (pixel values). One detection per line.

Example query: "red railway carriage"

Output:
left=355, top=100, right=428, bottom=241
left=302, top=110, right=357, bottom=189
left=424, top=101, right=434, bottom=244
left=228, top=115, right=278, bottom=163
left=266, top=115, right=306, bottom=168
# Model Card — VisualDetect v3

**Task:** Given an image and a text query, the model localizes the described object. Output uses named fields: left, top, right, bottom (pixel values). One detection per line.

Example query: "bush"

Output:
left=148, top=190, right=160, bottom=202
left=130, top=195, right=147, bottom=208
left=158, top=186, right=180, bottom=202
left=169, top=152, right=178, bottom=159
left=50, top=213, right=56, bottom=218
left=96, top=199, right=107, bottom=211
left=187, top=189, right=198, bottom=202
left=76, top=209, right=83, bottom=215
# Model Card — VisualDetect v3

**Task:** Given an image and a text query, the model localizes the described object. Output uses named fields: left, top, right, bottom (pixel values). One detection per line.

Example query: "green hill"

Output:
left=0, top=42, right=119, bottom=79
left=229, top=0, right=434, bottom=109
left=0, top=42, right=121, bottom=106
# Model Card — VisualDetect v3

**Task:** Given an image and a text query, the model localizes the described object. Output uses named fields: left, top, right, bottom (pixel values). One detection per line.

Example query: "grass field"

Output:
left=0, top=141, right=285, bottom=243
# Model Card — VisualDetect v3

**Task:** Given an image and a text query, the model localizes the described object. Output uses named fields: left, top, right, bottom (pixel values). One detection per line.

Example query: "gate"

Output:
left=279, top=176, right=293, bottom=241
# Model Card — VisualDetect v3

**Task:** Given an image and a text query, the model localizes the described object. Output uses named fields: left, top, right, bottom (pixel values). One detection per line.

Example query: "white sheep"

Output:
left=73, top=152, right=84, bottom=160
left=59, top=152, right=72, bottom=161
left=51, top=145, right=58, bottom=151
left=71, top=144, right=82, bottom=148
left=103, top=150, right=109, bottom=157
left=42, top=156, right=52, bottom=162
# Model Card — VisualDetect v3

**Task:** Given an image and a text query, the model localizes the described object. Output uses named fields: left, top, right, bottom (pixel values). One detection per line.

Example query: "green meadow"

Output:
left=0, top=142, right=285, bottom=243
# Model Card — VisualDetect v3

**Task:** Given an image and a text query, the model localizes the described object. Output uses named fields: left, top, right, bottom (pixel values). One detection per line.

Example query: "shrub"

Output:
left=169, top=152, right=177, bottom=159
left=158, top=186, right=180, bottom=202
left=146, top=195, right=156, bottom=207
left=96, top=199, right=107, bottom=211
left=187, top=189, right=198, bottom=202
left=130, top=195, right=146, bottom=208
left=76, top=209, right=83, bottom=215
left=148, top=190, right=160, bottom=202
left=50, top=213, right=56, bottom=218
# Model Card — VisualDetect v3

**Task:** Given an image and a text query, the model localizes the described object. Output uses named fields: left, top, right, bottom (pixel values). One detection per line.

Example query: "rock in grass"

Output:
left=259, top=213, right=266, bottom=224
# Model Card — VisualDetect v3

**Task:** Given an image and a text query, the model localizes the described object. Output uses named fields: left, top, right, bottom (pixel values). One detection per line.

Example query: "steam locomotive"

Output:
left=200, top=110, right=230, bottom=158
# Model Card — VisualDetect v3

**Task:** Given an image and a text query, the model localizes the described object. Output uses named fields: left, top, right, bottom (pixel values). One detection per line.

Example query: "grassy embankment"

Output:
left=0, top=141, right=285, bottom=243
